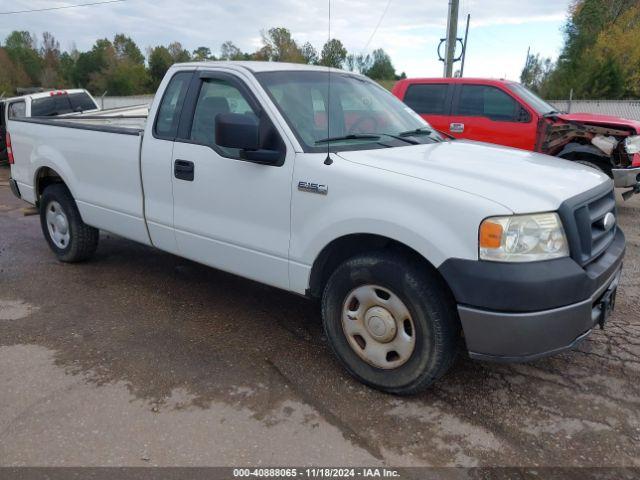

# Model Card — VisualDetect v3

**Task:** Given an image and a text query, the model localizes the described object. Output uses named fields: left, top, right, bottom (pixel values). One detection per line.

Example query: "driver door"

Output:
left=170, top=71, right=294, bottom=290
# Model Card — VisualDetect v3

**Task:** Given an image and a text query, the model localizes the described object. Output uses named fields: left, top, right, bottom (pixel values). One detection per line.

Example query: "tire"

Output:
left=39, top=184, right=99, bottom=262
left=321, top=251, right=459, bottom=395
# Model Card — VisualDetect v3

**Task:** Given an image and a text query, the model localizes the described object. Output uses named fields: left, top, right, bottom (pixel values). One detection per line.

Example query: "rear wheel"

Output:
left=321, top=251, right=459, bottom=395
left=39, top=184, right=99, bottom=262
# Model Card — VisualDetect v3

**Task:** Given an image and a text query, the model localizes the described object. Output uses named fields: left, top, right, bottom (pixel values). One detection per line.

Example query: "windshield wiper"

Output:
left=398, top=127, right=434, bottom=137
left=315, top=134, right=381, bottom=144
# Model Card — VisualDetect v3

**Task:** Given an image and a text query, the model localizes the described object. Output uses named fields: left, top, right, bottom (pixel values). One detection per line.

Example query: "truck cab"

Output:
left=2, top=89, right=99, bottom=121
left=393, top=78, right=640, bottom=191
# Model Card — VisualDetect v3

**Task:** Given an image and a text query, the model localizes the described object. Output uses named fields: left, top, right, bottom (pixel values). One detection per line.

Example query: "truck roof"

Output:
left=2, top=89, right=92, bottom=103
left=172, top=60, right=350, bottom=74
left=397, top=77, right=518, bottom=85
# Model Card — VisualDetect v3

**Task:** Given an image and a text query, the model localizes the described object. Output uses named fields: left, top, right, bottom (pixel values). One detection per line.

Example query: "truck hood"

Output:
left=556, top=112, right=640, bottom=133
left=337, top=140, right=611, bottom=214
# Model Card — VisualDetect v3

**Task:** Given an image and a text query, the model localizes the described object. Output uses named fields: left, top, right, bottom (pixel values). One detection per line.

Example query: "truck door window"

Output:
left=189, top=78, right=259, bottom=159
left=154, top=71, right=192, bottom=139
left=456, top=85, right=523, bottom=122
left=8, top=101, right=26, bottom=119
left=404, top=84, right=448, bottom=114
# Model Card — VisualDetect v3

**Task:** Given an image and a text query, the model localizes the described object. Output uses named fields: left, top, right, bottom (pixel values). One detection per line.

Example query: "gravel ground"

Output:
left=0, top=165, right=639, bottom=467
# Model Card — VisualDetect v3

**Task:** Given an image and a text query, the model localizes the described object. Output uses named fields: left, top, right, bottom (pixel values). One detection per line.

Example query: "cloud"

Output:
left=0, top=0, right=571, bottom=79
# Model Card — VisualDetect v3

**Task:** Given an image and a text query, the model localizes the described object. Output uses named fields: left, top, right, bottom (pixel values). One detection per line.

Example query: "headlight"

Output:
left=626, top=135, right=640, bottom=155
left=479, top=213, right=569, bottom=262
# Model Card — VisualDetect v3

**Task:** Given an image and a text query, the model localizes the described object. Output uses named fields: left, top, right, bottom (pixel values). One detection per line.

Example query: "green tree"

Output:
left=58, top=50, right=78, bottom=86
left=4, top=31, right=42, bottom=86
left=520, top=53, right=553, bottom=93
left=220, top=41, right=244, bottom=60
left=300, top=42, right=318, bottom=65
left=73, top=38, right=112, bottom=88
left=260, top=27, right=304, bottom=62
left=537, top=0, right=640, bottom=99
left=346, top=53, right=372, bottom=74
left=193, top=46, right=214, bottom=61
left=363, top=49, right=396, bottom=80
left=113, top=34, right=145, bottom=65
left=40, top=32, right=61, bottom=87
left=0, top=48, right=29, bottom=94
left=319, top=39, right=347, bottom=68
left=148, top=45, right=173, bottom=90
left=168, top=42, right=191, bottom=63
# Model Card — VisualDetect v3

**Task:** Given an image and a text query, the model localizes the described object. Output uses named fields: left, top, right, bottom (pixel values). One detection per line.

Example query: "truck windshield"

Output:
left=256, top=71, right=441, bottom=152
left=32, top=92, right=98, bottom=117
left=507, top=83, right=560, bottom=115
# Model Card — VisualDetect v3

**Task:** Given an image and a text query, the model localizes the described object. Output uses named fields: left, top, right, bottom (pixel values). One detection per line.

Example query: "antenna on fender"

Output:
left=324, top=0, right=333, bottom=166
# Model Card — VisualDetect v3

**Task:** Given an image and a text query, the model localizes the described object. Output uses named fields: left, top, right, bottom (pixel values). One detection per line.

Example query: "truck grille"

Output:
left=559, top=184, right=617, bottom=266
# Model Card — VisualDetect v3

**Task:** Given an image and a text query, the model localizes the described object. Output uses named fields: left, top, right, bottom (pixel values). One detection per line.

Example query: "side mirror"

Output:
left=518, top=107, right=531, bottom=123
left=215, top=112, right=260, bottom=150
left=215, top=112, right=283, bottom=166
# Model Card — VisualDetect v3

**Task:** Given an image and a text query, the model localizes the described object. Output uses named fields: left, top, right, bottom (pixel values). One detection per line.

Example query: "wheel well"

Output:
left=35, top=167, right=65, bottom=204
left=556, top=142, right=612, bottom=164
left=307, top=234, right=442, bottom=298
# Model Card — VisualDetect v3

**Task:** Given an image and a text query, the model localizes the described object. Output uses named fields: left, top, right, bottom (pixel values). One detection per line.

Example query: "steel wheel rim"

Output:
left=341, top=284, right=416, bottom=369
left=46, top=201, right=70, bottom=249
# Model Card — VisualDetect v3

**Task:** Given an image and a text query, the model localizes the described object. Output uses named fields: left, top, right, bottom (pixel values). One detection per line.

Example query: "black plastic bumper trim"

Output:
left=468, top=329, right=593, bottom=363
left=438, top=229, right=625, bottom=312
left=9, top=178, right=21, bottom=199
left=459, top=265, right=621, bottom=359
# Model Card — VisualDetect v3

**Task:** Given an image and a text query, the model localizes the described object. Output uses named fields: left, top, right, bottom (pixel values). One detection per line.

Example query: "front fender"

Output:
left=289, top=156, right=511, bottom=293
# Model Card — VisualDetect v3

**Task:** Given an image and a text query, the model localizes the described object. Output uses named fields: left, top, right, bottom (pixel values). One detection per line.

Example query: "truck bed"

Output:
left=21, top=113, right=147, bottom=134
left=7, top=114, right=150, bottom=246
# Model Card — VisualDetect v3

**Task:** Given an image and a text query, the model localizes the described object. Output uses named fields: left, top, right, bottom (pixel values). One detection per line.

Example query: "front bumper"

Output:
left=439, top=229, right=625, bottom=362
left=612, top=167, right=640, bottom=188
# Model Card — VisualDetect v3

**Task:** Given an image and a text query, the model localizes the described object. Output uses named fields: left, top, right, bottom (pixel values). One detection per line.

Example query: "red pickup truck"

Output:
left=392, top=78, right=640, bottom=192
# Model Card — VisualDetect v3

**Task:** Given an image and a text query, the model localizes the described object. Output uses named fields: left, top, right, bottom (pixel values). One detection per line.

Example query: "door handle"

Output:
left=174, top=160, right=194, bottom=181
left=450, top=123, right=464, bottom=133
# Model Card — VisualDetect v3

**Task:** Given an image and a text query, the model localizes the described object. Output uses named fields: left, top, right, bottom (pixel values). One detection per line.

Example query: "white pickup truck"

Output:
left=7, top=62, right=625, bottom=394
left=1, top=89, right=100, bottom=163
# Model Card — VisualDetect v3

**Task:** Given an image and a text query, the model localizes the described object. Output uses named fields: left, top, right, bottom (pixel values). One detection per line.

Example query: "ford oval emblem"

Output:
left=602, top=212, right=616, bottom=231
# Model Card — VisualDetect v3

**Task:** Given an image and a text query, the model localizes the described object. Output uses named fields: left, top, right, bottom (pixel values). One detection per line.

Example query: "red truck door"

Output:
left=398, top=82, right=454, bottom=135
left=448, top=84, right=537, bottom=150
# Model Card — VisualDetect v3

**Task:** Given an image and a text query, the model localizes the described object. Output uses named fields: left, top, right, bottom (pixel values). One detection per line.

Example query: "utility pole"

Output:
left=443, top=0, right=460, bottom=77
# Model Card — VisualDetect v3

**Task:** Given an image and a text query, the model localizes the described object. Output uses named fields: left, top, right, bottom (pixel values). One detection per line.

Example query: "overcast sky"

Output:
left=0, top=0, right=571, bottom=80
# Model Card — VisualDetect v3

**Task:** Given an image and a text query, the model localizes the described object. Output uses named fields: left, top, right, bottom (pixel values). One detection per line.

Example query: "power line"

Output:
left=0, top=0, right=126, bottom=15
left=361, top=0, right=393, bottom=53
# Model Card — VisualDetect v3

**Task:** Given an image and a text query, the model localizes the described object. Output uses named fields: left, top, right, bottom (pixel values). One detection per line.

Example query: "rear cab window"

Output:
left=8, top=101, right=26, bottom=119
left=31, top=92, right=98, bottom=117
left=403, top=84, right=449, bottom=115
left=154, top=71, right=192, bottom=139
left=68, top=92, right=98, bottom=112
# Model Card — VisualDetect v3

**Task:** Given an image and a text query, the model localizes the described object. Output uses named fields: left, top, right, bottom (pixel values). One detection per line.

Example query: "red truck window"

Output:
left=404, top=84, right=448, bottom=115
left=456, top=85, right=527, bottom=122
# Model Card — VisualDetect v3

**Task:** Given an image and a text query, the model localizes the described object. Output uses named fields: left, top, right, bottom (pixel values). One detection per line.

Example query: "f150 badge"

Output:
left=298, top=181, right=328, bottom=195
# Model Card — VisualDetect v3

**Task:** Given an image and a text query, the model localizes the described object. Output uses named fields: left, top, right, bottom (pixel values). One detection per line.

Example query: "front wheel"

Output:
left=39, top=184, right=99, bottom=262
left=321, top=252, right=459, bottom=395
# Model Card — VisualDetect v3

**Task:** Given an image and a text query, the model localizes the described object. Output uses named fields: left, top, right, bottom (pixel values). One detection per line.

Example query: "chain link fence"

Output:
left=549, top=100, right=640, bottom=121
left=100, top=95, right=154, bottom=110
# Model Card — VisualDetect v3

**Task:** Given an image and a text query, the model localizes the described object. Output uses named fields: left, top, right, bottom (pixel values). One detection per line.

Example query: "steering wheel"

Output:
left=348, top=115, right=380, bottom=134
